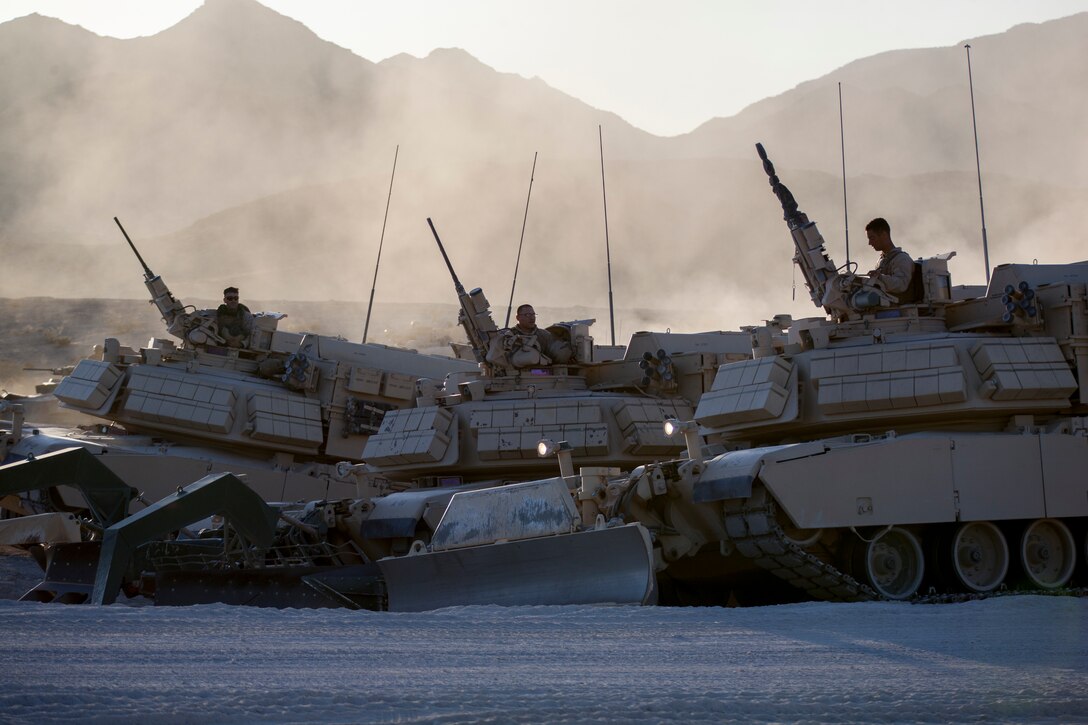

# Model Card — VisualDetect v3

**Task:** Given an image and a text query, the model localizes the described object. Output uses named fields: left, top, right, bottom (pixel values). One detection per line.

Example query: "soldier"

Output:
left=865, top=217, right=917, bottom=303
left=216, top=286, right=253, bottom=348
left=513, top=304, right=573, bottom=364
left=487, top=303, right=573, bottom=369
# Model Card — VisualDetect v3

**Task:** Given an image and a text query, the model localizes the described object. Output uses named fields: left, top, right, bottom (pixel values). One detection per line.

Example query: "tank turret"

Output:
left=695, top=147, right=1085, bottom=445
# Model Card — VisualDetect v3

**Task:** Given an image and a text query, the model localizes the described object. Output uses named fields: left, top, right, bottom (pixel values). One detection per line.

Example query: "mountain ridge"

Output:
left=1, top=1, right=1085, bottom=335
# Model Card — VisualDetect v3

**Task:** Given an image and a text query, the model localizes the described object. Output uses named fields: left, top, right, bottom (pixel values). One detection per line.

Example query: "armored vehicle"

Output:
left=593, top=144, right=1088, bottom=603
left=358, top=219, right=752, bottom=488
left=1, top=219, right=477, bottom=504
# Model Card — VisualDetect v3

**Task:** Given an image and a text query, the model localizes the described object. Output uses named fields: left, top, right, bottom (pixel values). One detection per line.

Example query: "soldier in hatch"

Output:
left=487, top=303, right=573, bottom=369
left=865, top=217, right=917, bottom=303
left=216, top=286, right=253, bottom=348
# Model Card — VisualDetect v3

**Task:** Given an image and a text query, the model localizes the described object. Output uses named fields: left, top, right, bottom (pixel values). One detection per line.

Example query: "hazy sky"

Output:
left=5, top=0, right=1088, bottom=136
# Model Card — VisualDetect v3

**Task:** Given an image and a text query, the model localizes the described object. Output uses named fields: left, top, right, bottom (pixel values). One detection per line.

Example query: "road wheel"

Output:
left=854, top=526, right=925, bottom=600
left=947, top=521, right=1008, bottom=593
left=1019, top=519, right=1076, bottom=589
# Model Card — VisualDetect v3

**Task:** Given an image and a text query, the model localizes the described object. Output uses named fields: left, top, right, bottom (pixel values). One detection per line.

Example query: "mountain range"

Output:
left=1, top=0, right=1085, bottom=336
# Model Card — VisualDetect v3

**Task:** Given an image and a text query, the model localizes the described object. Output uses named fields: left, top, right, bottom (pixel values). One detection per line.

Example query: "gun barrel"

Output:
left=425, top=217, right=499, bottom=364
left=756, top=143, right=871, bottom=321
left=114, top=215, right=190, bottom=340
left=114, top=216, right=154, bottom=279
left=427, top=218, right=466, bottom=295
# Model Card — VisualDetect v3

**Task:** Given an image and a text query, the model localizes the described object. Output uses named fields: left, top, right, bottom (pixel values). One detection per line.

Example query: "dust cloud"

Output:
left=1, top=0, right=1086, bottom=350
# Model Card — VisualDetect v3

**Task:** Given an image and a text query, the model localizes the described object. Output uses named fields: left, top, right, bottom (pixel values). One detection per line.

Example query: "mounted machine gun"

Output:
left=755, top=143, right=948, bottom=322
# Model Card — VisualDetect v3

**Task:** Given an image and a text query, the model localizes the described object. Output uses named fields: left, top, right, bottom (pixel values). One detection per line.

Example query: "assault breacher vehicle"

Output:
left=594, top=143, right=1087, bottom=603
left=1, top=218, right=477, bottom=503
left=358, top=219, right=752, bottom=487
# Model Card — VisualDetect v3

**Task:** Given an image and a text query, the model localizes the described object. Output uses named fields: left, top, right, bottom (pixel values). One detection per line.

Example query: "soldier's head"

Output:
left=865, top=218, right=893, bottom=253
left=515, top=304, right=537, bottom=331
left=223, top=286, right=240, bottom=309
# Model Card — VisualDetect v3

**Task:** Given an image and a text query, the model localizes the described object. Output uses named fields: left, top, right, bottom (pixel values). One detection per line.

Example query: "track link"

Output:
left=723, top=486, right=878, bottom=602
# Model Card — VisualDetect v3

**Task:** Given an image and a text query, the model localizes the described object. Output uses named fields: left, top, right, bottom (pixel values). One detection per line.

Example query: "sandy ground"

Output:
left=0, top=594, right=1084, bottom=724
left=0, top=297, right=157, bottom=394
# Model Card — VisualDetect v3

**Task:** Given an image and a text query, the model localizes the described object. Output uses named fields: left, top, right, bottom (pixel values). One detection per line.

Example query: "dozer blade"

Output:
left=378, top=523, right=655, bottom=612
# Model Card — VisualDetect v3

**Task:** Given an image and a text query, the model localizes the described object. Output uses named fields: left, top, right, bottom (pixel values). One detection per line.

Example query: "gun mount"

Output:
left=756, top=143, right=946, bottom=322
left=117, top=216, right=285, bottom=349
left=115, top=217, right=206, bottom=344
left=427, top=218, right=499, bottom=367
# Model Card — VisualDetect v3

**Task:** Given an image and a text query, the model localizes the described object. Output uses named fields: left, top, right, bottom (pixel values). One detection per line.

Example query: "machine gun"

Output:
left=427, top=218, right=498, bottom=365
left=755, top=143, right=896, bottom=321
left=114, top=216, right=194, bottom=341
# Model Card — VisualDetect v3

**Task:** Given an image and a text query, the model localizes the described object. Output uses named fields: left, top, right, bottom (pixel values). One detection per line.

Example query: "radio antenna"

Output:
left=505, top=151, right=538, bottom=328
left=362, top=145, right=399, bottom=343
left=599, top=125, right=616, bottom=346
left=838, top=82, right=850, bottom=266
left=965, top=44, right=991, bottom=284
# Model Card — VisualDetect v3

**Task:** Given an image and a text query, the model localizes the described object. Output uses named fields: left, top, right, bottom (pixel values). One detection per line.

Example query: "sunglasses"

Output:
left=225, top=296, right=239, bottom=301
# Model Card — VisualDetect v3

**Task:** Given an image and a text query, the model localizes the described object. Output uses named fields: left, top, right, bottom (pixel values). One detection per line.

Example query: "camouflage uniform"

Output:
left=872, top=246, right=915, bottom=300
left=216, top=303, right=253, bottom=347
left=513, top=324, right=573, bottom=365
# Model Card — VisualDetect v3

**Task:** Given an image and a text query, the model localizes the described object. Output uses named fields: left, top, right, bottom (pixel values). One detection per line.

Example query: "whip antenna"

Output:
left=362, top=145, right=399, bottom=343
left=505, top=151, right=538, bottom=328
left=965, top=44, right=991, bottom=284
left=599, top=125, right=616, bottom=346
left=839, top=82, right=850, bottom=266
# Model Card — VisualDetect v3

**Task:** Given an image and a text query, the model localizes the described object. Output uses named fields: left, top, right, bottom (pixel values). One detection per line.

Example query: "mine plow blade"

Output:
left=378, top=522, right=656, bottom=612
left=375, top=476, right=656, bottom=611
left=19, top=541, right=103, bottom=604
left=92, top=472, right=278, bottom=605
left=0, top=512, right=92, bottom=603
left=152, top=563, right=387, bottom=610
left=301, top=564, right=387, bottom=610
